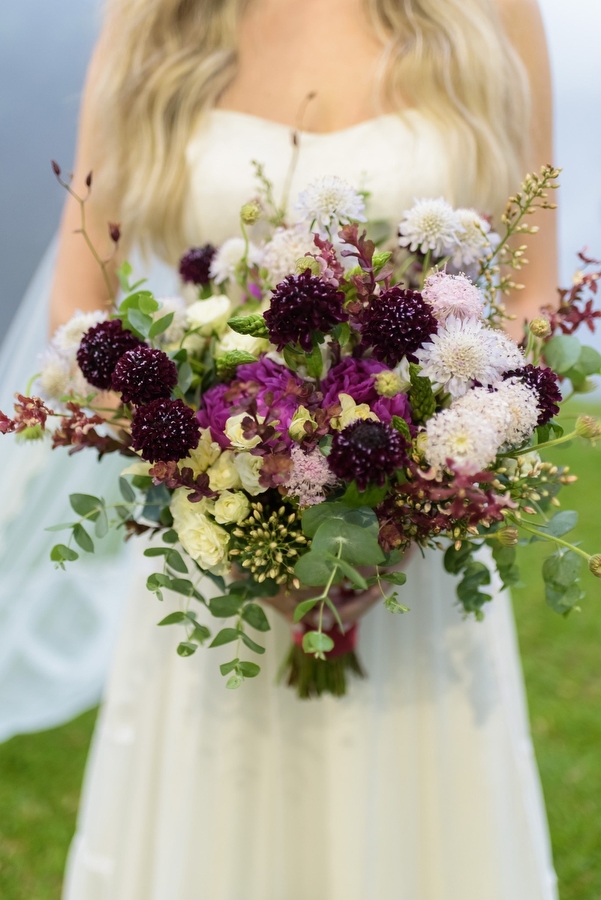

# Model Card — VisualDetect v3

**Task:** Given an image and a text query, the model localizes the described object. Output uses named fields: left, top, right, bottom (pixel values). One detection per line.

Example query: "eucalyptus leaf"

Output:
left=73, top=524, right=94, bottom=553
left=384, top=594, right=410, bottom=614
left=158, top=611, right=187, bottom=626
left=149, top=312, right=175, bottom=340
left=340, top=480, right=388, bottom=509
left=301, top=501, right=378, bottom=538
left=241, top=603, right=270, bottom=632
left=535, top=510, right=578, bottom=539
left=240, top=632, right=266, bottom=655
left=209, top=594, right=244, bottom=617
left=324, top=554, right=368, bottom=589
left=94, top=507, right=109, bottom=539
left=192, top=624, right=211, bottom=644
left=238, top=661, right=261, bottom=678
left=302, top=630, right=334, bottom=654
left=220, top=658, right=239, bottom=676
left=162, top=529, right=179, bottom=544
left=166, top=549, right=188, bottom=573
left=144, top=547, right=170, bottom=558
left=226, top=674, right=244, bottom=689
left=45, top=522, right=76, bottom=532
left=209, top=628, right=240, bottom=648
left=177, top=641, right=198, bottom=657
left=294, top=551, right=343, bottom=587
left=119, top=477, right=136, bottom=503
left=50, top=544, right=79, bottom=563
left=177, top=361, right=194, bottom=394
left=127, top=308, right=153, bottom=337
left=69, top=493, right=102, bottom=520
left=543, top=334, right=581, bottom=374
left=293, top=596, right=321, bottom=623
left=545, top=581, right=583, bottom=614
left=312, top=519, right=385, bottom=566
left=379, top=571, right=407, bottom=586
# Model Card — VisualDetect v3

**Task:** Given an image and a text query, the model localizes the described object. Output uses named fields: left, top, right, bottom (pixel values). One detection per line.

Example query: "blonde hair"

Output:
left=91, top=0, right=530, bottom=260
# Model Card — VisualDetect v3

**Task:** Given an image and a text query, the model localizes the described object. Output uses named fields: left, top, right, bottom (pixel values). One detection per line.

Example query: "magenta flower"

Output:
left=321, top=357, right=411, bottom=425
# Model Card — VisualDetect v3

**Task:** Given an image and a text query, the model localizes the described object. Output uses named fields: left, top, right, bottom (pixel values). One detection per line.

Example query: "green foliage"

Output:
left=543, top=551, right=584, bottom=614
left=544, top=334, right=582, bottom=374
left=340, top=480, right=388, bottom=509
left=391, top=415, right=412, bottom=442
left=491, top=544, right=521, bottom=589
left=408, top=363, right=436, bottom=423
left=227, top=314, right=269, bottom=337
left=444, top=541, right=492, bottom=618
left=215, top=350, right=258, bottom=380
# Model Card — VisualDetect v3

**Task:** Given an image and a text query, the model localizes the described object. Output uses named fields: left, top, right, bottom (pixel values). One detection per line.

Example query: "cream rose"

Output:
left=224, top=412, right=264, bottom=450
left=331, top=393, right=379, bottom=430
left=216, top=327, right=269, bottom=358
left=207, top=450, right=243, bottom=491
left=288, top=406, right=317, bottom=442
left=181, top=428, right=221, bottom=477
left=233, top=452, right=267, bottom=496
left=213, top=490, right=250, bottom=525
left=170, top=490, right=229, bottom=571
left=187, top=295, right=233, bottom=337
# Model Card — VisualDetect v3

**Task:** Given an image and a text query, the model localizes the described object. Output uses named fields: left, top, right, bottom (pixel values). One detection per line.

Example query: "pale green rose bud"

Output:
left=288, top=406, right=317, bottom=442
left=589, top=555, right=601, bottom=578
left=294, top=256, right=321, bottom=276
left=240, top=201, right=261, bottom=226
left=529, top=317, right=551, bottom=338
left=575, top=415, right=601, bottom=440
left=374, top=370, right=404, bottom=398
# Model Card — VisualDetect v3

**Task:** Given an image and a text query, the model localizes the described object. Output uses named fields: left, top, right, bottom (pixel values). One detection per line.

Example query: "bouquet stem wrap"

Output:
left=282, top=623, right=365, bottom=699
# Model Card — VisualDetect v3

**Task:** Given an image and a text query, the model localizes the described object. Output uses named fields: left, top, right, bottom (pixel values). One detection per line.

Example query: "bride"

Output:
left=49, top=0, right=560, bottom=896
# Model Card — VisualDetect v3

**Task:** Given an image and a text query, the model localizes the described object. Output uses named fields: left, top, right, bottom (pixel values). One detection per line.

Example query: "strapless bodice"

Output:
left=184, top=108, right=468, bottom=246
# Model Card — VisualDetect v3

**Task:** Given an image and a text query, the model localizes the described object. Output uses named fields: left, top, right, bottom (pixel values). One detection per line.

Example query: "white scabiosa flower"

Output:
left=37, top=349, right=73, bottom=401
left=445, top=208, right=500, bottom=268
left=52, top=309, right=107, bottom=355
left=154, top=297, right=189, bottom=345
left=494, top=331, right=526, bottom=370
left=424, top=406, right=501, bottom=474
left=209, top=237, right=262, bottom=285
left=415, top=316, right=512, bottom=397
left=261, top=225, right=317, bottom=286
left=455, top=380, right=539, bottom=448
left=398, top=197, right=462, bottom=257
left=422, top=272, right=484, bottom=321
left=294, top=176, right=366, bottom=237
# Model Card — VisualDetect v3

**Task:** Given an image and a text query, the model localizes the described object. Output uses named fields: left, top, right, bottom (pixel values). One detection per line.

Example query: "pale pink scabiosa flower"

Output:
left=414, top=316, right=517, bottom=397
left=398, top=197, right=462, bottom=258
left=424, top=406, right=501, bottom=475
left=422, top=272, right=484, bottom=321
left=209, top=237, right=262, bottom=284
left=294, top=176, right=366, bottom=238
left=444, top=208, right=500, bottom=268
left=53, top=309, right=108, bottom=355
left=454, top=379, right=539, bottom=448
left=261, top=225, right=317, bottom=286
left=283, top=445, right=338, bottom=507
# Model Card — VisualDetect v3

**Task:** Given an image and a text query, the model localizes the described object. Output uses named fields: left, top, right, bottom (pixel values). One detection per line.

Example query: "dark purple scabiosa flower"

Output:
left=504, top=364, right=562, bottom=425
left=179, top=244, right=216, bottom=286
left=328, top=420, right=408, bottom=491
left=112, top=346, right=178, bottom=405
left=76, top=320, right=142, bottom=390
left=264, top=269, right=348, bottom=352
left=360, top=287, right=438, bottom=366
left=131, top=398, right=200, bottom=462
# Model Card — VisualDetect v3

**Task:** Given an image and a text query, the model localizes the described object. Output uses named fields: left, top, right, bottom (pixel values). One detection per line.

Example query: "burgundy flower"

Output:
left=264, top=269, right=348, bottom=352
left=131, top=398, right=200, bottom=462
left=328, top=420, right=408, bottom=491
left=360, top=287, right=438, bottom=366
left=505, top=364, right=561, bottom=425
left=179, top=245, right=216, bottom=286
left=77, top=320, right=142, bottom=390
left=112, top=346, right=178, bottom=405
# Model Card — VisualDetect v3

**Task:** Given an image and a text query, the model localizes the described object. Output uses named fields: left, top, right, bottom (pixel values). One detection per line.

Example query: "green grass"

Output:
left=0, top=413, right=600, bottom=899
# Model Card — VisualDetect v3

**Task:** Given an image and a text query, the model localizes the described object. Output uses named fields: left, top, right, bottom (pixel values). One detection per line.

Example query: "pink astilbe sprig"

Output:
left=148, top=461, right=217, bottom=503
left=283, top=445, right=338, bottom=506
left=542, top=249, right=601, bottom=336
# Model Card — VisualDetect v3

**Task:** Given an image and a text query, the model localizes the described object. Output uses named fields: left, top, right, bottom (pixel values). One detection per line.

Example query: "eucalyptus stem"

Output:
left=502, top=430, right=577, bottom=459
left=513, top=519, right=591, bottom=563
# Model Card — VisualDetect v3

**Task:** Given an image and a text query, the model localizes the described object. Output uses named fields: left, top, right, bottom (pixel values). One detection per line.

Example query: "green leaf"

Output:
left=45, top=522, right=75, bottom=532
left=294, top=551, right=344, bottom=587
left=149, top=312, right=175, bottom=340
left=204, top=571, right=227, bottom=593
left=456, top=561, right=492, bottom=615
left=119, top=290, right=154, bottom=312
left=238, top=661, right=261, bottom=678
left=302, top=630, right=334, bottom=654
left=443, top=541, right=474, bottom=575
left=312, top=519, right=385, bottom=566
left=144, top=547, right=170, bottom=558
left=536, top=510, right=578, bottom=539
left=220, top=658, right=239, bottom=676
left=301, top=502, right=379, bottom=539
left=69, top=493, right=102, bottom=520
left=240, top=632, right=266, bottom=654
left=177, top=361, right=194, bottom=394
left=191, top=623, right=211, bottom=644
left=340, top=480, right=388, bottom=509
left=391, top=415, right=411, bottom=442
left=127, top=308, right=154, bottom=338
left=379, top=571, right=407, bottom=586
left=293, top=596, right=321, bottom=623
left=132, top=475, right=153, bottom=490
left=241, top=603, right=270, bottom=632
left=282, top=344, right=301, bottom=373
left=146, top=573, right=172, bottom=591
left=162, top=529, right=179, bottom=544
left=304, top=343, right=323, bottom=379
left=324, top=554, right=368, bottom=590
left=545, top=581, right=583, bottom=615
left=119, top=477, right=136, bottom=504
left=117, top=260, right=133, bottom=293
left=177, top=642, right=198, bottom=657
left=408, top=363, right=436, bottom=423
left=543, top=334, right=581, bottom=374
left=227, top=314, right=269, bottom=337
left=158, top=611, right=187, bottom=626
left=167, top=578, right=197, bottom=597
left=542, top=550, right=582, bottom=590
left=50, top=544, right=79, bottom=563
left=226, top=674, right=244, bottom=689
left=73, top=523, right=94, bottom=553
left=166, top=549, right=188, bottom=573
left=138, top=293, right=160, bottom=315
left=209, top=628, right=240, bottom=648
left=94, top=507, right=109, bottom=539
left=209, top=594, right=244, bottom=617
left=332, top=322, right=351, bottom=346
left=384, top=594, right=410, bottom=614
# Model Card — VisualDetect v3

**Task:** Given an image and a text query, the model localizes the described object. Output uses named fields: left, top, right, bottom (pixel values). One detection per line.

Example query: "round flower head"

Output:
left=261, top=225, right=317, bottom=286
left=264, top=269, right=348, bottom=352
left=209, top=237, right=262, bottom=284
left=112, top=346, right=178, bottom=405
left=504, top=364, right=562, bottom=425
left=53, top=309, right=107, bottom=355
left=131, top=398, right=200, bottom=462
left=454, top=379, right=539, bottom=448
left=398, top=197, right=462, bottom=258
left=76, top=319, right=142, bottom=390
left=328, top=420, right=408, bottom=491
left=424, top=406, right=501, bottom=475
left=294, top=176, right=366, bottom=237
left=179, top=244, right=216, bottom=286
left=422, top=272, right=484, bottom=321
left=445, top=208, right=499, bottom=268
left=414, top=316, right=516, bottom=397
left=284, top=445, right=338, bottom=507
left=360, top=287, right=438, bottom=366
left=37, top=348, right=75, bottom=402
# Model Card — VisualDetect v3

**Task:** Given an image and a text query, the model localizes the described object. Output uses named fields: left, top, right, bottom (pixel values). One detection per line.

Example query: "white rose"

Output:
left=216, top=327, right=269, bottom=358
left=181, top=428, right=221, bottom=476
left=170, top=489, right=229, bottom=570
left=224, top=412, right=263, bottom=450
left=187, top=295, right=233, bottom=337
left=233, top=452, right=267, bottom=496
left=207, top=450, right=242, bottom=491
left=213, top=490, right=250, bottom=525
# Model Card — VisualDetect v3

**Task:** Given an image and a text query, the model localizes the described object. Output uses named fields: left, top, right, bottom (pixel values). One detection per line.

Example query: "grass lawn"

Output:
left=0, top=410, right=599, bottom=899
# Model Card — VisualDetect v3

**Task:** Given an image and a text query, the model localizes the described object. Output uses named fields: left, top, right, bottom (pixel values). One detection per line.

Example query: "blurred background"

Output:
left=0, top=1, right=600, bottom=898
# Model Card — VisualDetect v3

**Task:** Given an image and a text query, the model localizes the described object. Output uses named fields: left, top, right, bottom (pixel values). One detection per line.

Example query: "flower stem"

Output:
left=502, top=430, right=577, bottom=459
left=512, top=518, right=591, bottom=562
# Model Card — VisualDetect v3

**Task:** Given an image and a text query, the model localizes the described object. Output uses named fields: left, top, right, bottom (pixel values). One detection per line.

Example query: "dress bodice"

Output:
left=184, top=109, right=466, bottom=246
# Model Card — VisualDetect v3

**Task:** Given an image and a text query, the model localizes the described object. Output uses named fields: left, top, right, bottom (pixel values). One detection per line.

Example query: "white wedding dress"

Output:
left=62, top=110, right=558, bottom=900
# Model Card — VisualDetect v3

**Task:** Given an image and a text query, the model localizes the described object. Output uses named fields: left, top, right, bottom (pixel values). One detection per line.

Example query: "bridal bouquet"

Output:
left=2, top=162, right=601, bottom=697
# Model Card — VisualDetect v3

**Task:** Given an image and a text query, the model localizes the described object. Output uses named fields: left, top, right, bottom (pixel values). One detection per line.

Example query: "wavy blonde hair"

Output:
left=91, top=0, right=530, bottom=260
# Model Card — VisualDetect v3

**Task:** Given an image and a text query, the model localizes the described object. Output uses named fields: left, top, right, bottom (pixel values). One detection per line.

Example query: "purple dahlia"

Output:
left=504, top=364, right=561, bottom=426
left=360, top=287, right=438, bottom=366
left=112, top=346, right=178, bottom=405
left=131, top=398, right=200, bottom=462
left=264, top=269, right=348, bottom=352
left=179, top=245, right=216, bottom=286
left=328, top=420, right=408, bottom=492
left=76, top=320, right=142, bottom=390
